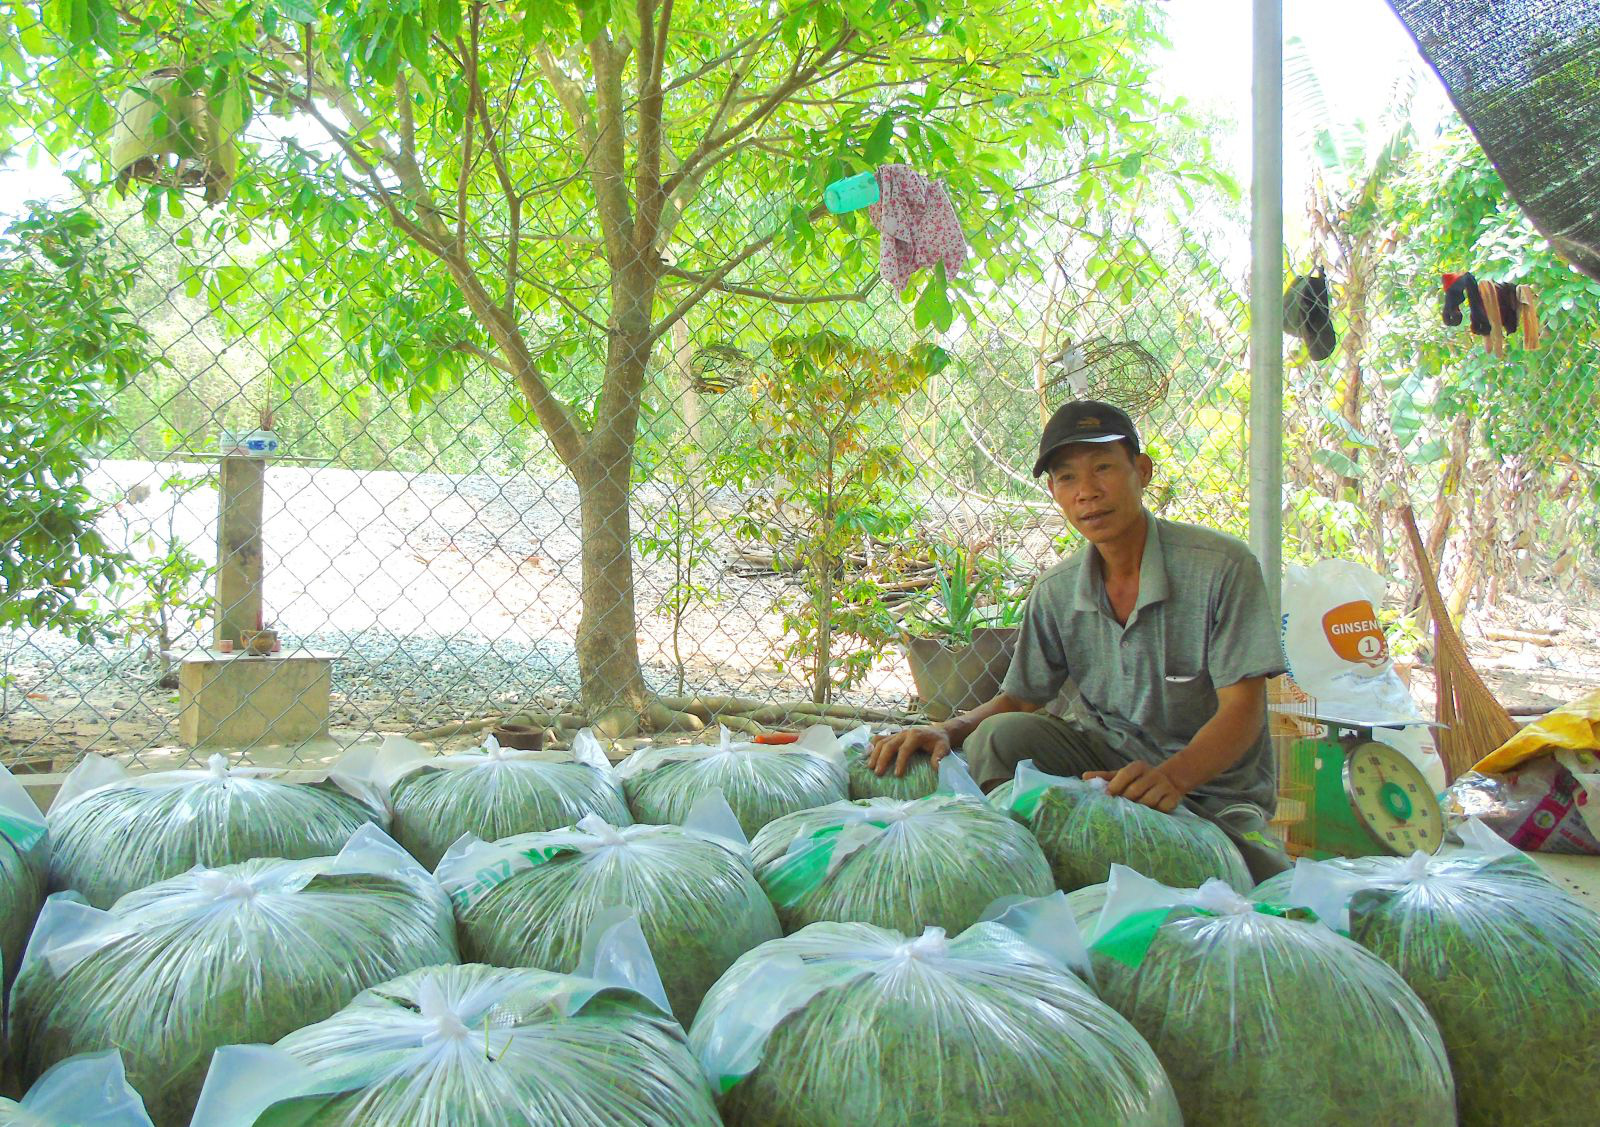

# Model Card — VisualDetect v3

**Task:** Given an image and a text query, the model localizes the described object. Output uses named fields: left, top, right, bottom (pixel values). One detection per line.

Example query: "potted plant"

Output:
left=901, top=545, right=1028, bottom=721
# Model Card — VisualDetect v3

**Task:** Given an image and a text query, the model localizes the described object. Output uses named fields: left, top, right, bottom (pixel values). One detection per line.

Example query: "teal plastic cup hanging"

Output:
left=824, top=171, right=880, bottom=213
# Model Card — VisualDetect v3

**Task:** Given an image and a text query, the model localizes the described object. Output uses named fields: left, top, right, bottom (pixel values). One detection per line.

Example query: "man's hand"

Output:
left=867, top=726, right=952, bottom=778
left=1085, top=761, right=1185, bottom=813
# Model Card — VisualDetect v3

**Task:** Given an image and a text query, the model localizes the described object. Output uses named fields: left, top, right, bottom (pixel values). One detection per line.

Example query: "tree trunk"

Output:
left=812, top=556, right=834, bottom=705
left=572, top=450, right=650, bottom=716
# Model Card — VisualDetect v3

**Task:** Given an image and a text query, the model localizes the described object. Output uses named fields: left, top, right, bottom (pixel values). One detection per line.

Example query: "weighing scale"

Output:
left=1281, top=713, right=1445, bottom=859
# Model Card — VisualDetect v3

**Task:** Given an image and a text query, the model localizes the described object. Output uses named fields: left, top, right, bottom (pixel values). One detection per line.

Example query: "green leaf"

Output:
left=1312, top=448, right=1363, bottom=479
left=1406, top=438, right=1449, bottom=466
left=863, top=113, right=896, bottom=163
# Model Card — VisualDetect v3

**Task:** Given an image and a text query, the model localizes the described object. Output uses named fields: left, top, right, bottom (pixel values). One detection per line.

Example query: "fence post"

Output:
left=214, top=454, right=266, bottom=647
left=1250, top=0, right=1285, bottom=622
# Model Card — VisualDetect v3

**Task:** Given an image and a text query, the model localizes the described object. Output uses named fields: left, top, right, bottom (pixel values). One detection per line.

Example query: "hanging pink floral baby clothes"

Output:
left=866, top=164, right=967, bottom=290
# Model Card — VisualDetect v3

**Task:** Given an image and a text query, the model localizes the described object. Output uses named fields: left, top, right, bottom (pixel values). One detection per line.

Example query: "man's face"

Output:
left=1045, top=441, right=1154, bottom=545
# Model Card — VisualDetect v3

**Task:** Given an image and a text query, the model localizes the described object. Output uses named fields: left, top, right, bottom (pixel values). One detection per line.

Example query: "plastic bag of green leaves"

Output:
left=1067, top=864, right=1455, bottom=1126
left=989, top=760, right=1250, bottom=892
left=840, top=725, right=941, bottom=800
left=46, top=751, right=385, bottom=908
left=375, top=730, right=631, bottom=869
left=0, top=761, right=48, bottom=991
left=8, top=825, right=459, bottom=1127
left=436, top=790, right=779, bottom=1025
left=689, top=916, right=1180, bottom=1126
left=190, top=913, right=720, bottom=1127
left=0, top=1051, right=154, bottom=1126
left=617, top=724, right=847, bottom=838
left=1255, top=820, right=1600, bottom=1127
left=751, top=758, right=1053, bottom=935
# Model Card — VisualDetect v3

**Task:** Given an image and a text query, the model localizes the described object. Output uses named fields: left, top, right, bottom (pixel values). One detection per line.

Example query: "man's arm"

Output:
left=867, top=692, right=1041, bottom=777
left=1087, top=677, right=1267, bottom=812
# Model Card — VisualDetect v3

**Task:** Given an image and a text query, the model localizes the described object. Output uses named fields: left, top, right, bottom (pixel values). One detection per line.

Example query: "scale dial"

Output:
left=1341, top=739, right=1443, bottom=855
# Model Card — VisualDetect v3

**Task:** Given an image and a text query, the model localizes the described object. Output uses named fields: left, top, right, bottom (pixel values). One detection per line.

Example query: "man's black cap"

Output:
left=1032, top=399, right=1140, bottom=477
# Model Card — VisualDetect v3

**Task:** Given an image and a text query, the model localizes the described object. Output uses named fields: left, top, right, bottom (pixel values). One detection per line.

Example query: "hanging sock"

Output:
left=1282, top=266, right=1336, bottom=361
left=1442, top=272, right=1490, bottom=334
left=1518, top=284, right=1541, bottom=348
left=1494, top=282, right=1520, bottom=335
left=1478, top=278, right=1506, bottom=358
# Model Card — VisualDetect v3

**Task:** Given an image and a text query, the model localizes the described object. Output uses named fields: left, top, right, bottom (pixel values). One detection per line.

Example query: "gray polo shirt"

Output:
left=1001, top=513, right=1286, bottom=813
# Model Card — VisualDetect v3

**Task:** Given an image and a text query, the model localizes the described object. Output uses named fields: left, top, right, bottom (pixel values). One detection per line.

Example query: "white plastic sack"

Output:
left=0, top=760, right=47, bottom=988
left=376, top=730, right=631, bottom=868
left=46, top=751, right=385, bottom=908
left=191, top=914, right=720, bottom=1127
left=436, top=791, right=778, bottom=1025
left=0, top=1051, right=153, bottom=1127
left=989, top=761, right=1251, bottom=891
left=751, top=759, right=1052, bottom=935
left=1078, top=865, right=1454, bottom=1125
left=8, top=825, right=458, bottom=1127
left=1255, top=825, right=1600, bottom=1126
left=840, top=724, right=941, bottom=800
left=617, top=725, right=847, bottom=837
left=688, top=919, right=1180, bottom=1126
left=1281, top=559, right=1425, bottom=725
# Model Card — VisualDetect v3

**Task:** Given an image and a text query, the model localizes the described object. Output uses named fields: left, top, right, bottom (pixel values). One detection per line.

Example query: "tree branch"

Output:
left=662, top=265, right=877, bottom=306
left=630, top=0, right=672, bottom=260
left=664, top=29, right=861, bottom=194
left=587, top=34, right=636, bottom=269
left=647, top=203, right=828, bottom=344
left=456, top=4, right=481, bottom=253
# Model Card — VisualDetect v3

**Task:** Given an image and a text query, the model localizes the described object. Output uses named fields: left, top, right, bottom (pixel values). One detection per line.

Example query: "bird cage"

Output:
left=1267, top=675, right=1320, bottom=856
left=108, top=68, right=237, bottom=204
left=689, top=343, right=755, bottom=395
left=1044, top=336, right=1170, bottom=418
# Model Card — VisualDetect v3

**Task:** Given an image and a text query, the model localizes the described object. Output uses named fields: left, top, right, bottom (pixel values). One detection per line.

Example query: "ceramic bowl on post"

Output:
left=239, top=629, right=277, bottom=656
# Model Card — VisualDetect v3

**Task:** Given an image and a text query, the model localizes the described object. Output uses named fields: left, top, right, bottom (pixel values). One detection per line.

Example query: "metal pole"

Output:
left=1250, top=0, right=1284, bottom=624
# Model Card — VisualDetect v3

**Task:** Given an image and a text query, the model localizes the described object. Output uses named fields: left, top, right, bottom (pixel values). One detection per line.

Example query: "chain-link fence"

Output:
left=3, top=2, right=1597, bottom=774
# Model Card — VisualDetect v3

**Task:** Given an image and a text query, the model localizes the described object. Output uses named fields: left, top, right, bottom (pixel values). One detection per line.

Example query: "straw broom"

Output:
left=1398, top=503, right=1518, bottom=781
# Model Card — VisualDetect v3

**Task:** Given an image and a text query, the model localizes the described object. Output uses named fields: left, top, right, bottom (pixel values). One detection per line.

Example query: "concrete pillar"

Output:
left=214, top=454, right=265, bottom=646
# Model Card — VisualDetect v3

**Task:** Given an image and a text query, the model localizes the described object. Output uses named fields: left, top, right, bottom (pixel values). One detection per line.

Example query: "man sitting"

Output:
left=870, top=400, right=1290, bottom=880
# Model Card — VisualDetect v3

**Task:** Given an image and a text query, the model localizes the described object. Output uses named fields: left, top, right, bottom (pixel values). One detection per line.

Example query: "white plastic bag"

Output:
left=191, top=912, right=720, bottom=1127
left=8, top=824, right=458, bottom=1127
left=688, top=918, right=1179, bottom=1126
left=989, top=761, right=1251, bottom=892
left=46, top=751, right=386, bottom=908
left=436, top=790, right=778, bottom=1025
left=0, top=759, right=48, bottom=988
left=617, top=724, right=848, bottom=837
left=750, top=758, right=1052, bottom=936
left=1254, top=824, right=1600, bottom=1126
left=1080, top=865, right=1455, bottom=1126
left=373, top=730, right=631, bottom=868
left=1282, top=559, right=1423, bottom=724
left=0, top=1051, right=154, bottom=1126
